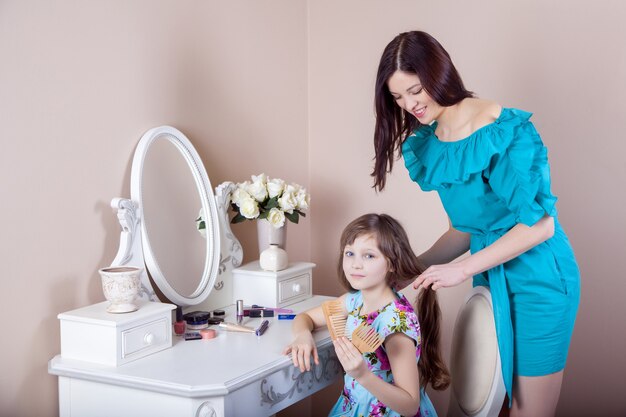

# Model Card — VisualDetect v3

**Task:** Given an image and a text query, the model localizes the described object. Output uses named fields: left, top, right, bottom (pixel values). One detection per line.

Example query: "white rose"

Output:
left=267, top=178, right=285, bottom=199
left=230, top=184, right=251, bottom=206
left=278, top=190, right=298, bottom=213
left=295, top=188, right=310, bottom=210
left=246, top=175, right=268, bottom=202
left=251, top=173, right=267, bottom=184
left=266, top=207, right=286, bottom=228
left=239, top=197, right=260, bottom=219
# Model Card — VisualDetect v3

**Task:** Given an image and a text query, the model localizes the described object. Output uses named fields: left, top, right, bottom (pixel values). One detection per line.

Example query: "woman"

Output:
left=372, top=31, right=580, bottom=417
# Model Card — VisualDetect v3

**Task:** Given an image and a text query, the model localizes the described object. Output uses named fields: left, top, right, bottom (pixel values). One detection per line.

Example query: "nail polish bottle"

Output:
left=174, top=306, right=186, bottom=336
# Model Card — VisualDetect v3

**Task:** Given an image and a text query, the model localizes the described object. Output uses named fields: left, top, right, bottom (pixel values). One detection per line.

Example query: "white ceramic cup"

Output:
left=99, top=266, right=143, bottom=313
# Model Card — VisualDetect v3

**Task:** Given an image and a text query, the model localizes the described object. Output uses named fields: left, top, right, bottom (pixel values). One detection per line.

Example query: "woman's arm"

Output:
left=418, top=219, right=470, bottom=268
left=334, top=333, right=421, bottom=416
left=415, top=215, right=555, bottom=290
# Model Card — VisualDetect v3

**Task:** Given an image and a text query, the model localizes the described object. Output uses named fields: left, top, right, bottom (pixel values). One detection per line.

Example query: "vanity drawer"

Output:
left=122, top=317, right=169, bottom=359
left=233, top=261, right=315, bottom=308
left=59, top=301, right=175, bottom=367
left=278, top=273, right=311, bottom=304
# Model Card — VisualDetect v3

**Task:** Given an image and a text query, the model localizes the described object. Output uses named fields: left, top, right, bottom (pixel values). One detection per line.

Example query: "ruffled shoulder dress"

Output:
left=401, top=108, right=580, bottom=403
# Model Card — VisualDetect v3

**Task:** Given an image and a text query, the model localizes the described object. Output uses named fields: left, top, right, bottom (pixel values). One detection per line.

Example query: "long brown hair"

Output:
left=337, top=213, right=450, bottom=391
left=372, top=31, right=474, bottom=191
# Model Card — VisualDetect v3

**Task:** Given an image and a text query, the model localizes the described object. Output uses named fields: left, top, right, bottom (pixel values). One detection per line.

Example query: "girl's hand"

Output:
left=282, top=332, right=319, bottom=372
left=333, top=337, right=368, bottom=380
left=413, top=262, right=470, bottom=291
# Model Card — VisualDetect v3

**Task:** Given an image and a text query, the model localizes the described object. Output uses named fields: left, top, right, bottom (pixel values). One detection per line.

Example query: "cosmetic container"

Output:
left=236, top=299, right=244, bottom=324
left=174, top=306, right=186, bottom=336
left=183, top=311, right=210, bottom=330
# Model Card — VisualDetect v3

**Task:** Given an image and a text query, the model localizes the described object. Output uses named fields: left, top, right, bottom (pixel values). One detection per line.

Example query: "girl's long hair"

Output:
left=337, top=213, right=450, bottom=390
left=372, top=31, right=474, bottom=191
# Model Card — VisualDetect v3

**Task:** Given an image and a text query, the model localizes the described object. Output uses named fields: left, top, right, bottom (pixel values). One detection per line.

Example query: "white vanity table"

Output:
left=48, top=126, right=340, bottom=417
left=49, top=296, right=341, bottom=417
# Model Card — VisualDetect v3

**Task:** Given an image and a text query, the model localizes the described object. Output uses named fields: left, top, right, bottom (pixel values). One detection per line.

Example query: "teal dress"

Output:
left=401, top=108, right=580, bottom=403
left=329, top=290, right=437, bottom=417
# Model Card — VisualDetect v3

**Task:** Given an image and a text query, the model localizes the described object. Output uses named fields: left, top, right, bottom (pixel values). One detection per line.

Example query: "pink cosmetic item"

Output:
left=174, top=306, right=186, bottom=336
left=174, top=321, right=186, bottom=335
left=199, top=329, right=217, bottom=340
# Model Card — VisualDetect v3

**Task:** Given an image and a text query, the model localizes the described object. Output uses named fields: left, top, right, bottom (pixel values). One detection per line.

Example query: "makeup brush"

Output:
left=218, top=322, right=255, bottom=333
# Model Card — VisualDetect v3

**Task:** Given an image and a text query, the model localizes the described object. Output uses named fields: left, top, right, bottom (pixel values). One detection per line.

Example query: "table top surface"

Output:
left=49, top=295, right=333, bottom=397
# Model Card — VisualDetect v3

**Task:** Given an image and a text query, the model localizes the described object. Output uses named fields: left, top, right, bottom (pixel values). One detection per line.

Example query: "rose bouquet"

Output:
left=229, top=174, right=309, bottom=228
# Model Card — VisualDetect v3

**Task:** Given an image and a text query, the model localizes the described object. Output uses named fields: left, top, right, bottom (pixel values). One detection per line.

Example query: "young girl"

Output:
left=283, top=213, right=449, bottom=417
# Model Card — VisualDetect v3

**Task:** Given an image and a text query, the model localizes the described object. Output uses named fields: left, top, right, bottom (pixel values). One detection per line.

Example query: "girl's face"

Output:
left=387, top=70, right=443, bottom=125
left=342, top=233, right=390, bottom=292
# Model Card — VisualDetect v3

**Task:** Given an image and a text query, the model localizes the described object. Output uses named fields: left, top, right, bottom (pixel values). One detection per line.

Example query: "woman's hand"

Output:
left=283, top=332, right=319, bottom=372
left=333, top=337, right=368, bottom=380
left=413, top=261, right=470, bottom=291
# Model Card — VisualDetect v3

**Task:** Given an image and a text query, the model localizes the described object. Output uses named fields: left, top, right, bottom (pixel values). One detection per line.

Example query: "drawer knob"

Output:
left=292, top=283, right=301, bottom=293
left=144, top=332, right=155, bottom=345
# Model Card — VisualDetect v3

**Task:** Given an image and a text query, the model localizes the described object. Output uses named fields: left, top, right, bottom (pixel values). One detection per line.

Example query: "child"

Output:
left=283, top=213, right=449, bottom=417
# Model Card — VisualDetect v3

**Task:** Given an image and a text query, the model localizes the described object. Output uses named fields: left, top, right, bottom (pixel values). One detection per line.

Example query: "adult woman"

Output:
left=372, top=31, right=580, bottom=417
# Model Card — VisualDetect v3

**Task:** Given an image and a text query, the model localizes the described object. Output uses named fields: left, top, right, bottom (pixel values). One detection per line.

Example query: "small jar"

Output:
left=259, top=244, right=288, bottom=272
left=183, top=311, right=210, bottom=330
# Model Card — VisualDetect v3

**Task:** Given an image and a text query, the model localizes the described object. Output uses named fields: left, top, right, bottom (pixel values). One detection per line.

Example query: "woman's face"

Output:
left=387, top=70, right=443, bottom=124
left=342, top=233, right=389, bottom=292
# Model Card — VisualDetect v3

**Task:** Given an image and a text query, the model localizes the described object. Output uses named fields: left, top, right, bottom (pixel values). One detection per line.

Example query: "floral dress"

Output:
left=328, top=290, right=437, bottom=417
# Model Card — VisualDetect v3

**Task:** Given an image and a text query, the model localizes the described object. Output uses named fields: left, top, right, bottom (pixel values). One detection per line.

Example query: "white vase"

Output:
left=256, top=219, right=287, bottom=255
left=99, top=266, right=142, bottom=313
left=259, top=244, right=289, bottom=272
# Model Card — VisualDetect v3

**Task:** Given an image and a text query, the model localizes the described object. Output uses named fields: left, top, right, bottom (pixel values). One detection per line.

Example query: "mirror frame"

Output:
left=129, top=126, right=221, bottom=306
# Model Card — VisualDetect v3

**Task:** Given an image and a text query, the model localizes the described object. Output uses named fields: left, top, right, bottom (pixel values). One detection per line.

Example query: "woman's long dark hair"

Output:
left=372, top=31, right=474, bottom=191
left=337, top=214, right=450, bottom=391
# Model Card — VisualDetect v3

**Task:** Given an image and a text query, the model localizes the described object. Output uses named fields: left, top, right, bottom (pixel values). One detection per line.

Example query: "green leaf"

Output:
left=231, top=213, right=247, bottom=224
left=295, top=210, right=306, bottom=218
left=265, top=197, right=279, bottom=209
left=285, top=211, right=299, bottom=224
left=258, top=211, right=269, bottom=220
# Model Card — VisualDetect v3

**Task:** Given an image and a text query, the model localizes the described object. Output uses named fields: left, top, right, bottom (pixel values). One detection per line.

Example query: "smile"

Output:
left=412, top=106, right=426, bottom=118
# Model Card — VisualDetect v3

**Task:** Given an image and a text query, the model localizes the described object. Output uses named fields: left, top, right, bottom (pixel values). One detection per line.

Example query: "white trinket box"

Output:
left=232, top=261, right=315, bottom=308
left=58, top=300, right=175, bottom=366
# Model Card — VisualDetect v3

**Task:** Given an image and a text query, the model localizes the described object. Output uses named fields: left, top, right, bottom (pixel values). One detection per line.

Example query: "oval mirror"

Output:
left=130, top=126, right=220, bottom=306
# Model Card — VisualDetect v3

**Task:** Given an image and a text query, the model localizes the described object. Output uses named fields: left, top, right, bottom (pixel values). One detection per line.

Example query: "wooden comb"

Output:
left=322, top=299, right=348, bottom=340
left=351, top=322, right=384, bottom=353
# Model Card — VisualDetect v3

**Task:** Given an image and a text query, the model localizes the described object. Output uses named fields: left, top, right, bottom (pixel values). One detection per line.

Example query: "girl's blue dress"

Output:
left=328, top=290, right=438, bottom=417
left=401, top=108, right=580, bottom=403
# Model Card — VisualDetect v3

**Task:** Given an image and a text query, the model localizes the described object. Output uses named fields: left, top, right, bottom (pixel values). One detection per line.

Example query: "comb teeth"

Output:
left=351, top=323, right=384, bottom=354
left=322, top=300, right=347, bottom=340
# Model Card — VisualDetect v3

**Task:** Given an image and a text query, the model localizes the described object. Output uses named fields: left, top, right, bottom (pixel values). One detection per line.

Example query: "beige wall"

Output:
left=1, top=1, right=624, bottom=416
left=0, top=1, right=309, bottom=416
